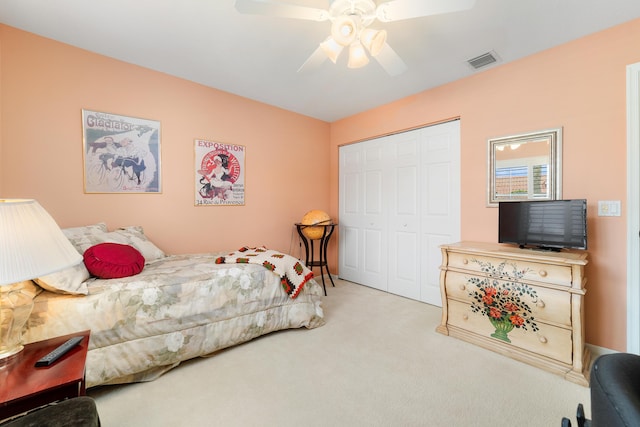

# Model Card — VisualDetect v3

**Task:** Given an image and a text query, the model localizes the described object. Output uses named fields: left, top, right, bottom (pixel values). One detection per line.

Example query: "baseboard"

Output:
left=586, top=343, right=618, bottom=361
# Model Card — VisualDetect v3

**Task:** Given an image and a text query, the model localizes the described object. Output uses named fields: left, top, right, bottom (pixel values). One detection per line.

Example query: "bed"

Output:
left=22, top=223, right=325, bottom=388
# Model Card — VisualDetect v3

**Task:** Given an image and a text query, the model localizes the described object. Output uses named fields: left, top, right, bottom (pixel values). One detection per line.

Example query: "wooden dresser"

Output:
left=437, top=241, right=590, bottom=386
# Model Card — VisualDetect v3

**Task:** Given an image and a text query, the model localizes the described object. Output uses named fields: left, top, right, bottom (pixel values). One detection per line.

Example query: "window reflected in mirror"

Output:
left=488, top=128, right=562, bottom=206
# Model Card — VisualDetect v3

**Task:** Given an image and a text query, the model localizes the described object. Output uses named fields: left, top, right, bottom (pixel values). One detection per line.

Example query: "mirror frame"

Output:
left=487, top=127, right=562, bottom=206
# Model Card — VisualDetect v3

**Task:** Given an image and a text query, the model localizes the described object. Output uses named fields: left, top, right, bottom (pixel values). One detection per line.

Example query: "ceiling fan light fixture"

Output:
left=331, top=15, right=359, bottom=46
left=360, top=28, right=387, bottom=57
left=347, top=41, right=369, bottom=69
left=237, top=0, right=479, bottom=76
left=320, top=37, right=344, bottom=63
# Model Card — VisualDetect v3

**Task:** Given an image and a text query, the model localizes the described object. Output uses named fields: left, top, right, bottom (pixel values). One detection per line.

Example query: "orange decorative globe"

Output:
left=301, top=210, right=332, bottom=240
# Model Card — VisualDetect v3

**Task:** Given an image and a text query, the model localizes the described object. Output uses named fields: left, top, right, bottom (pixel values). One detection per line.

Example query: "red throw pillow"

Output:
left=83, top=243, right=145, bottom=279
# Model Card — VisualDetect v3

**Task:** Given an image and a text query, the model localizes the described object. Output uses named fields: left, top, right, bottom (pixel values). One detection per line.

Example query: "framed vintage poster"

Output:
left=195, top=139, right=245, bottom=206
left=82, top=109, right=161, bottom=193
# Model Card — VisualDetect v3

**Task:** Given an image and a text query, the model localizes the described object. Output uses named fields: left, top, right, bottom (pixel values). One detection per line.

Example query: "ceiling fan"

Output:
left=235, top=0, right=476, bottom=76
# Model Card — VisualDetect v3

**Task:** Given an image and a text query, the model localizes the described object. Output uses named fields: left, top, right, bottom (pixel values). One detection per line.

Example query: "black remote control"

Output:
left=35, top=336, right=84, bottom=367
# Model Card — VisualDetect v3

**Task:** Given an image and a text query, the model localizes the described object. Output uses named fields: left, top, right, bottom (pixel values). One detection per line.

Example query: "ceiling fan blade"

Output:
left=235, top=0, right=329, bottom=21
left=376, top=0, right=476, bottom=22
left=297, top=45, right=328, bottom=73
left=374, top=43, right=408, bottom=76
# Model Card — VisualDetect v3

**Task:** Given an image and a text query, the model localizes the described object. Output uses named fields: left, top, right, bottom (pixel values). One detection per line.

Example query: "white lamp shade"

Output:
left=348, top=41, right=370, bottom=69
left=360, top=28, right=387, bottom=57
left=331, top=15, right=359, bottom=46
left=320, top=37, right=344, bottom=63
left=0, top=199, right=82, bottom=285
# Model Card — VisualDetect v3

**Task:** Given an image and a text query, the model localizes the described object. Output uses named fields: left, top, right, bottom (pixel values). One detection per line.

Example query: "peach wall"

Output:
left=3, top=19, right=640, bottom=351
left=0, top=25, right=330, bottom=256
left=330, top=18, right=640, bottom=351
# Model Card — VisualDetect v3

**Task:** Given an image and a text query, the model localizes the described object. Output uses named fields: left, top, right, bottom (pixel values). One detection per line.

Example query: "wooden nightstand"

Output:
left=0, top=330, right=90, bottom=420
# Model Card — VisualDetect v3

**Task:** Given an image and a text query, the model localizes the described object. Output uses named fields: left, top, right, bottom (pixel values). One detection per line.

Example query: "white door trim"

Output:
left=627, top=61, right=640, bottom=353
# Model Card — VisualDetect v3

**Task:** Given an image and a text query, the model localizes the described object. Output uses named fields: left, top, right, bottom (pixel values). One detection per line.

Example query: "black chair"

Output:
left=0, top=397, right=100, bottom=427
left=563, top=353, right=640, bottom=427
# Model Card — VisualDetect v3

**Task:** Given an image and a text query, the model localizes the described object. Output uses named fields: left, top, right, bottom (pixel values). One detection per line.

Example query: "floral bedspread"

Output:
left=24, top=253, right=325, bottom=387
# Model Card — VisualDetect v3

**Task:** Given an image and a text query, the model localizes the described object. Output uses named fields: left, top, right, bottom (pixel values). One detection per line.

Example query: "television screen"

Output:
left=498, top=199, right=587, bottom=250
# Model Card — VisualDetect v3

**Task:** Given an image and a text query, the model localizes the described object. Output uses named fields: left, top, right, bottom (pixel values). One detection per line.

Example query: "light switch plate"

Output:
left=598, top=200, right=621, bottom=217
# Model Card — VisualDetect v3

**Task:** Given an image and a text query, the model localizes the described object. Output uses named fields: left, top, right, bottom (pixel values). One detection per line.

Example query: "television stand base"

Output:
left=519, top=244, right=562, bottom=252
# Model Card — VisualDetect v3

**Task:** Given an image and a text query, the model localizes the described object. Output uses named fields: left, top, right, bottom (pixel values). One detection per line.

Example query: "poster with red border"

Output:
left=194, top=139, right=245, bottom=206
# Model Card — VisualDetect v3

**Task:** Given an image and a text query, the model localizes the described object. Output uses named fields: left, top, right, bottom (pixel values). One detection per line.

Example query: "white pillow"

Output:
left=34, top=223, right=108, bottom=294
left=35, top=262, right=91, bottom=295
left=37, top=223, right=166, bottom=294
left=106, top=226, right=166, bottom=262
left=62, top=222, right=109, bottom=254
left=62, top=222, right=165, bottom=261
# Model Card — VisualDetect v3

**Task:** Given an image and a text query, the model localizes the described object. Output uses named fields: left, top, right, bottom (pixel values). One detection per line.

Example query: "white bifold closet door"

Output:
left=338, top=120, right=460, bottom=306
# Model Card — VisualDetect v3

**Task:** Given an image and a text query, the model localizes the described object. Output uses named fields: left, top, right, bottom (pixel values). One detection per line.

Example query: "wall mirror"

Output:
left=487, top=128, right=562, bottom=206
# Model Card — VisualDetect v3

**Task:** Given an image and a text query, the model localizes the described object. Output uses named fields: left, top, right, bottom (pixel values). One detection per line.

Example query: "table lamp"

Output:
left=0, top=199, right=82, bottom=360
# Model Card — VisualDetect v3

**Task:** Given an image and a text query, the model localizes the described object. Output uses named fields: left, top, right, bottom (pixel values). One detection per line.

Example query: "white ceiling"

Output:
left=1, top=0, right=640, bottom=122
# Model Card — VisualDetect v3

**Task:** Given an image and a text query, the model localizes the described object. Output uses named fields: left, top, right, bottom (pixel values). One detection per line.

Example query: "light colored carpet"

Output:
left=89, top=279, right=590, bottom=426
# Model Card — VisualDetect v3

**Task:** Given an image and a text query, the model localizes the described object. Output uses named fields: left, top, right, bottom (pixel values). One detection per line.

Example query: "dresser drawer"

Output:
left=447, top=300, right=572, bottom=364
left=447, top=252, right=573, bottom=287
left=444, top=271, right=571, bottom=326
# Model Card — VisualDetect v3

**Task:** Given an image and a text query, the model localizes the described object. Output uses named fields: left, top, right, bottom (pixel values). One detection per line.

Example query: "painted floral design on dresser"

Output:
left=468, top=259, right=539, bottom=343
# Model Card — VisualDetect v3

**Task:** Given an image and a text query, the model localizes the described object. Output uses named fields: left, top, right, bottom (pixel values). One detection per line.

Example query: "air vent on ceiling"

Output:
left=467, top=51, right=500, bottom=70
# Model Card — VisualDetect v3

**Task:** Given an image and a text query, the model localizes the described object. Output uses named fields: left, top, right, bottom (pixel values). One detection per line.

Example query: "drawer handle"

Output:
left=537, top=300, right=546, bottom=308
left=539, top=270, right=548, bottom=277
left=462, top=258, right=469, bottom=265
left=538, top=336, right=548, bottom=344
left=459, top=284, right=466, bottom=291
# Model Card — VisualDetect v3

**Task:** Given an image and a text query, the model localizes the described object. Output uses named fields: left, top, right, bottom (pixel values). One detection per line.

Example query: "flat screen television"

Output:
left=498, top=199, right=587, bottom=251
